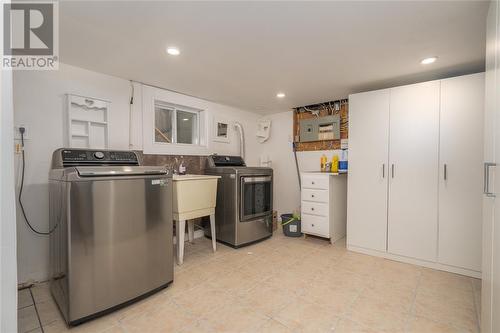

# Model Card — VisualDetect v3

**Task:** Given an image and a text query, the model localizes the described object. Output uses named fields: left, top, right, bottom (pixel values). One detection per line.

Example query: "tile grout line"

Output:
left=18, top=285, right=35, bottom=311
left=18, top=303, right=35, bottom=311
left=29, top=287, right=45, bottom=333
left=329, top=268, right=370, bottom=332
left=404, top=269, right=423, bottom=333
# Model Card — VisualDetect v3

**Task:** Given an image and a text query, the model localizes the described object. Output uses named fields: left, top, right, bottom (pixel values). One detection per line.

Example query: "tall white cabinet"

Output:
left=347, top=90, right=390, bottom=252
left=482, top=2, right=500, bottom=331
left=388, top=81, right=440, bottom=262
left=439, top=74, right=484, bottom=272
left=347, top=72, right=484, bottom=277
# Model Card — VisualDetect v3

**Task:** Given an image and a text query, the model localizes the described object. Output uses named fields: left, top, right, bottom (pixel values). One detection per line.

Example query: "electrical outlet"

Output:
left=14, top=125, right=28, bottom=140
left=15, top=143, right=22, bottom=154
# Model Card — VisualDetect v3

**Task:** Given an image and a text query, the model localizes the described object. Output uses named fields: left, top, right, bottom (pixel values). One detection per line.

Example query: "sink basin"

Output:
left=172, top=174, right=221, bottom=220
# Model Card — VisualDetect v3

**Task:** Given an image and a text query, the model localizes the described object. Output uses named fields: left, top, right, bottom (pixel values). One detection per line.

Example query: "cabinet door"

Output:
left=492, top=1, right=500, bottom=330
left=347, top=89, right=390, bottom=251
left=388, top=81, right=440, bottom=261
left=439, top=73, right=484, bottom=271
left=482, top=5, right=497, bottom=330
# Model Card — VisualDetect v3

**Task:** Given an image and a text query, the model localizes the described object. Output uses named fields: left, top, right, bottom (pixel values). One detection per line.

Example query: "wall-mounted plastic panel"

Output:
left=67, top=94, right=110, bottom=149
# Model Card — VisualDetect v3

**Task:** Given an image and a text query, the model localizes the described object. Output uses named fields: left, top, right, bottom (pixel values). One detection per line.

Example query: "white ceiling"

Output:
left=59, top=1, right=488, bottom=114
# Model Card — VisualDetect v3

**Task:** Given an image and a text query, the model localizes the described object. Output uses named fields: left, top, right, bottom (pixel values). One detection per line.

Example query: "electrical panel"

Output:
left=299, top=115, right=340, bottom=142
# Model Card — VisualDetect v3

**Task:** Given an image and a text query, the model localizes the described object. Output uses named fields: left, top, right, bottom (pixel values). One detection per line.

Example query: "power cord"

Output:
left=18, top=127, right=58, bottom=235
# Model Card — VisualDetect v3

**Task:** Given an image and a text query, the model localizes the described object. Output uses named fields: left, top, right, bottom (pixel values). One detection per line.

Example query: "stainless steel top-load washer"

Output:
left=49, top=148, right=173, bottom=326
left=204, top=155, right=273, bottom=247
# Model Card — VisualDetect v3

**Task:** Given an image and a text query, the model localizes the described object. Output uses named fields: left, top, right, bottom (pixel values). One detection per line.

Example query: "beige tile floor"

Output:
left=18, top=232, right=481, bottom=333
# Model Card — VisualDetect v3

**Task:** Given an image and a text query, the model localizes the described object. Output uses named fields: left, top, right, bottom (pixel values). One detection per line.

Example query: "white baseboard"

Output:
left=347, top=244, right=481, bottom=279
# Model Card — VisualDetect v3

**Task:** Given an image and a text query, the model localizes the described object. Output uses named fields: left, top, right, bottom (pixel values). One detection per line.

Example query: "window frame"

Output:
left=154, top=102, right=175, bottom=144
left=175, top=107, right=200, bottom=145
left=142, top=84, right=210, bottom=156
left=153, top=99, right=202, bottom=146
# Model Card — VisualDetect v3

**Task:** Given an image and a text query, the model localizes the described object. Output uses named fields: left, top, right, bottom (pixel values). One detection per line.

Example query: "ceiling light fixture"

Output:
left=421, top=57, right=437, bottom=65
left=276, top=92, right=286, bottom=98
left=182, top=118, right=189, bottom=121
left=166, top=46, right=180, bottom=56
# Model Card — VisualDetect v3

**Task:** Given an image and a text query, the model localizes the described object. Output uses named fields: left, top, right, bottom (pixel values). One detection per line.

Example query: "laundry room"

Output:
left=1, top=1, right=498, bottom=333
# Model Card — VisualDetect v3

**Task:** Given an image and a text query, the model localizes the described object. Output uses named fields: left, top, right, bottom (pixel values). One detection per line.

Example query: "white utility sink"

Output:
left=172, top=174, right=221, bottom=265
left=172, top=174, right=221, bottom=220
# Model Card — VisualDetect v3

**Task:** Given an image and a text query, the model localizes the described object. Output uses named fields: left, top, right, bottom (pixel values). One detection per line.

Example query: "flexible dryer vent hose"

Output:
left=234, top=122, right=245, bottom=160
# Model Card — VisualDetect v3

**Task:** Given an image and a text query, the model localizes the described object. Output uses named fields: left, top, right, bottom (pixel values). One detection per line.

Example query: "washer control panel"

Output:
left=61, top=149, right=139, bottom=166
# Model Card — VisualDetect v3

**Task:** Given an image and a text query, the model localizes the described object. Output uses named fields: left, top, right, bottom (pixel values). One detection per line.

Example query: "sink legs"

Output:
left=187, top=221, right=195, bottom=243
left=175, top=213, right=216, bottom=265
left=210, top=214, right=216, bottom=252
left=176, top=220, right=186, bottom=265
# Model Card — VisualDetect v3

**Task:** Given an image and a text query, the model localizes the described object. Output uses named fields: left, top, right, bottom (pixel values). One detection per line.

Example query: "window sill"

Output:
left=143, top=143, right=210, bottom=156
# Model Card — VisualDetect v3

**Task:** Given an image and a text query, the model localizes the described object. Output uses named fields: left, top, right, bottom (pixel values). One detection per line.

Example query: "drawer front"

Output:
left=302, top=174, right=329, bottom=190
left=301, top=214, right=329, bottom=237
left=301, top=189, right=328, bottom=203
left=302, top=201, right=328, bottom=217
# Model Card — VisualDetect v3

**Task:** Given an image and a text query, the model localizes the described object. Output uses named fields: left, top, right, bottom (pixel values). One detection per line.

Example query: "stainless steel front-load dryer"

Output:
left=204, top=155, right=273, bottom=247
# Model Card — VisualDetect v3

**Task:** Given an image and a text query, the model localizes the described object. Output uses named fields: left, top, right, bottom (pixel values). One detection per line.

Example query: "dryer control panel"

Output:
left=54, top=149, right=139, bottom=167
left=209, top=155, right=246, bottom=167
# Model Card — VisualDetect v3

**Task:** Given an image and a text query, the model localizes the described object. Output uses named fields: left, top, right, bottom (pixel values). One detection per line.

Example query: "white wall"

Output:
left=258, top=111, right=299, bottom=217
left=259, top=111, right=343, bottom=217
left=1, top=67, right=18, bottom=331
left=13, top=63, right=260, bottom=283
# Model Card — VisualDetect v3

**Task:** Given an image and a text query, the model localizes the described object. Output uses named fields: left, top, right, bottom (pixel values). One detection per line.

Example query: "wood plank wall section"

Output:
left=293, top=100, right=348, bottom=151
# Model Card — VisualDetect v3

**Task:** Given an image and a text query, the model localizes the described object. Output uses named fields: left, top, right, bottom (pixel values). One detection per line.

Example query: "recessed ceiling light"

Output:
left=421, top=57, right=437, bottom=65
left=276, top=92, right=286, bottom=98
left=182, top=118, right=189, bottom=121
left=166, top=46, right=180, bottom=56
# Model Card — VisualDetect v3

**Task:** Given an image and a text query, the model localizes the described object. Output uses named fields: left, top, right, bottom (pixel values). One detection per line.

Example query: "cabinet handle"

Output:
left=312, top=224, right=315, bottom=227
left=444, top=164, right=447, bottom=181
left=382, top=164, right=385, bottom=178
left=391, top=164, right=395, bottom=178
left=484, top=162, right=496, bottom=197
left=311, top=194, right=315, bottom=198
left=312, top=181, right=315, bottom=185
left=311, top=207, right=315, bottom=211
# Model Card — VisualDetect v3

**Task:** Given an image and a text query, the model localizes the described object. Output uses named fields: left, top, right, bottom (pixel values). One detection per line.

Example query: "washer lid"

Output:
left=76, top=166, right=168, bottom=177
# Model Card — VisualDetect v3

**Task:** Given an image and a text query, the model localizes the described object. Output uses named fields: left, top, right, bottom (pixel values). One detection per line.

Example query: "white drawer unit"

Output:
left=300, top=172, right=347, bottom=243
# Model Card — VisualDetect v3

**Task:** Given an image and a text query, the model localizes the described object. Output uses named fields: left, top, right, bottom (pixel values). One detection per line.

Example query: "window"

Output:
left=143, top=85, right=208, bottom=155
left=155, top=105, right=173, bottom=143
left=154, top=101, right=199, bottom=145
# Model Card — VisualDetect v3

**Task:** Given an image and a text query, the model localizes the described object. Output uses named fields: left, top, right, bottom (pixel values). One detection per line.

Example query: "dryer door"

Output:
left=240, top=175, right=272, bottom=221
